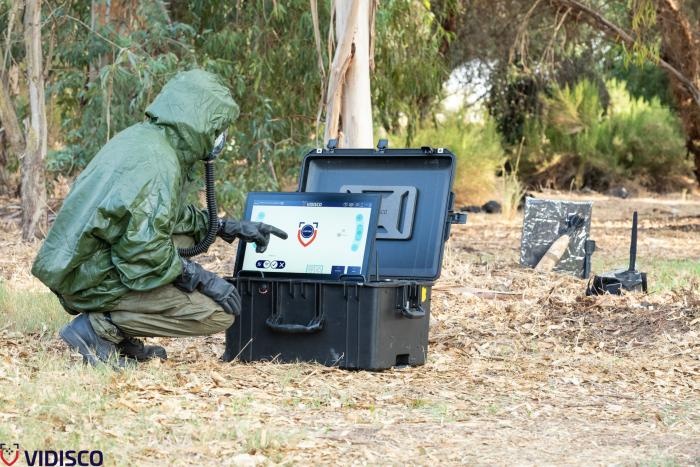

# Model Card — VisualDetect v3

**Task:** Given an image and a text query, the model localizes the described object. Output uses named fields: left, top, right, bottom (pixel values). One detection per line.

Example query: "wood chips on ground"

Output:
left=0, top=192, right=699, bottom=465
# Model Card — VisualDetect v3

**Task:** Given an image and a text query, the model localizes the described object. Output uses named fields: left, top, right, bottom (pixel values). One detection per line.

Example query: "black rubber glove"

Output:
left=217, top=219, right=288, bottom=253
left=173, top=259, right=241, bottom=316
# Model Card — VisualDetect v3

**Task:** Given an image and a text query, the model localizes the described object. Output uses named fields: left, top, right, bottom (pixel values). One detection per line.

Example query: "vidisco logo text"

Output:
left=0, top=443, right=103, bottom=467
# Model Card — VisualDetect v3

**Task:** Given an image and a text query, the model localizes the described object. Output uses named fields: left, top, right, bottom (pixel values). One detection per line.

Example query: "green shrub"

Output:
left=403, top=115, right=505, bottom=205
left=542, top=79, right=609, bottom=189
left=519, top=79, right=691, bottom=191
left=605, top=80, right=691, bottom=191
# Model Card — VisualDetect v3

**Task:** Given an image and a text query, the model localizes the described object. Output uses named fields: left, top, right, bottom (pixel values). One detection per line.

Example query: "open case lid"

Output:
left=298, top=140, right=466, bottom=281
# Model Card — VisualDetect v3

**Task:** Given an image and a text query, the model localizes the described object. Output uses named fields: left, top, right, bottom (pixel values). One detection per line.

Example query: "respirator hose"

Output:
left=177, top=160, right=218, bottom=258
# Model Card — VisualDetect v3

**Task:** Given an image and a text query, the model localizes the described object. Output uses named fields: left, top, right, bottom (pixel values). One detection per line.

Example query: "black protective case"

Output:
left=222, top=143, right=465, bottom=370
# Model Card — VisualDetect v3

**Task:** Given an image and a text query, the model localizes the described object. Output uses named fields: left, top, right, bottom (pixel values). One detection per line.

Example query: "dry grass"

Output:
left=0, top=192, right=699, bottom=465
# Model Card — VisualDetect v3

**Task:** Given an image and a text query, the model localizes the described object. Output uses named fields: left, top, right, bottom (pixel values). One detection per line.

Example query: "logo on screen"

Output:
left=0, top=444, right=19, bottom=466
left=297, top=222, right=318, bottom=247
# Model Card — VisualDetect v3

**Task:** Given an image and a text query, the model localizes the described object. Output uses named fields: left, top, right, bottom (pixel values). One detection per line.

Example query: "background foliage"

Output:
left=0, top=0, right=696, bottom=215
left=517, top=79, right=688, bottom=191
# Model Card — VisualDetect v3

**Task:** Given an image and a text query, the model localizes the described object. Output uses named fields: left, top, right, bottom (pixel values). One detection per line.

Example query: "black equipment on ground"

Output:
left=583, top=239, right=596, bottom=279
left=586, top=211, right=648, bottom=295
left=222, top=142, right=466, bottom=370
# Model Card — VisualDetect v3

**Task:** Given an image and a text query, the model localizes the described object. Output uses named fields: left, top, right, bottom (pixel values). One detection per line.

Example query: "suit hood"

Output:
left=145, top=69, right=239, bottom=168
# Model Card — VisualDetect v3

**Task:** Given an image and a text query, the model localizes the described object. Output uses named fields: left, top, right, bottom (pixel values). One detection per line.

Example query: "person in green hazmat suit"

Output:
left=31, top=70, right=287, bottom=367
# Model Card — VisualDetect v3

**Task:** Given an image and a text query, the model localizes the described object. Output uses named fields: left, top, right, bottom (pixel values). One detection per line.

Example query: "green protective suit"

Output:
left=32, top=69, right=239, bottom=314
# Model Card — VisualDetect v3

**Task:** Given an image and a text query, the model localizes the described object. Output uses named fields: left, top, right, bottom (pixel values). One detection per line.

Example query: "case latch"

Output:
left=326, top=139, right=338, bottom=152
left=444, top=211, right=467, bottom=241
left=448, top=212, right=467, bottom=224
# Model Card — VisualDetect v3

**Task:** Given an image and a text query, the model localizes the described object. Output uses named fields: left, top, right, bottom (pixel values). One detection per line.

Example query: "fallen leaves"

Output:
left=1, top=195, right=699, bottom=463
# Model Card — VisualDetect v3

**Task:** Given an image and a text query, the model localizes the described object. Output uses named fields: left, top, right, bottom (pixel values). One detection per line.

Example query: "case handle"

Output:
left=399, top=303, right=426, bottom=319
left=264, top=282, right=326, bottom=333
left=266, top=315, right=324, bottom=333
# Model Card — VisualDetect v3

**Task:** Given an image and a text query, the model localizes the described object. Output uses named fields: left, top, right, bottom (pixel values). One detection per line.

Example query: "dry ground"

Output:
left=0, top=192, right=699, bottom=466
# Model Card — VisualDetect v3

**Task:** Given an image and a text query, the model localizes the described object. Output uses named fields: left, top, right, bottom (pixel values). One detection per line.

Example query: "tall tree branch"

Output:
left=548, top=0, right=700, bottom=106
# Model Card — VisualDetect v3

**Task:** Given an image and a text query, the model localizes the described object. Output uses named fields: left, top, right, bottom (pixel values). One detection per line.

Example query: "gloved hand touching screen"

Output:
left=217, top=219, right=288, bottom=253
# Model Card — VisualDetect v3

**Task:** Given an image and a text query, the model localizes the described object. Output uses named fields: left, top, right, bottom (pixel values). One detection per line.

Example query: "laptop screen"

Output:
left=236, top=192, right=380, bottom=280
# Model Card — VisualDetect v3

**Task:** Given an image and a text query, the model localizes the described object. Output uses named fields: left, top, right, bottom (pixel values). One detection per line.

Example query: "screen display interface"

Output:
left=240, top=198, right=373, bottom=278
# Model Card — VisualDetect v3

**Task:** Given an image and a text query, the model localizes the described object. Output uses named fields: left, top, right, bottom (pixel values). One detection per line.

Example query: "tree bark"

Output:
left=22, top=0, right=48, bottom=240
left=324, top=0, right=360, bottom=145
left=324, top=0, right=374, bottom=148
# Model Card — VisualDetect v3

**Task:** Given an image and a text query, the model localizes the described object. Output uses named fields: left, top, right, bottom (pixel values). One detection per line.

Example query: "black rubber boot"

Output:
left=117, top=337, right=167, bottom=362
left=59, top=314, right=126, bottom=368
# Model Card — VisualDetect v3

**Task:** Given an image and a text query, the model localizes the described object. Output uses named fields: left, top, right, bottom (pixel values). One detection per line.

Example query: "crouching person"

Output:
left=31, top=70, right=286, bottom=367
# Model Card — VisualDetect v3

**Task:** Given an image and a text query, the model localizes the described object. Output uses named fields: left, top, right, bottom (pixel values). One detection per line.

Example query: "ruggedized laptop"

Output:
left=235, top=192, right=381, bottom=281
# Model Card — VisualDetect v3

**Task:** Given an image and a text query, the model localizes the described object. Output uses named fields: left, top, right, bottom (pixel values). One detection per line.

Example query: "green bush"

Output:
left=605, top=80, right=691, bottom=190
left=541, top=79, right=608, bottom=188
left=519, top=79, right=691, bottom=191
left=403, top=115, right=504, bottom=204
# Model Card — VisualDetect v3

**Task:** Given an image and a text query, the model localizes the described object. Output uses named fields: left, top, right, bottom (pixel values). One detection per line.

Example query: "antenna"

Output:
left=628, top=211, right=638, bottom=272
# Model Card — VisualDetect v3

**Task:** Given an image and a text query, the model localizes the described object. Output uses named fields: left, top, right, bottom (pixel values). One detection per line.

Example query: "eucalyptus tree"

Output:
left=0, top=0, right=453, bottom=218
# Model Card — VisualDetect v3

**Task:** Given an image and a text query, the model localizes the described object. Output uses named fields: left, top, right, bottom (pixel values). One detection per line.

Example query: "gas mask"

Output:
left=207, top=129, right=228, bottom=161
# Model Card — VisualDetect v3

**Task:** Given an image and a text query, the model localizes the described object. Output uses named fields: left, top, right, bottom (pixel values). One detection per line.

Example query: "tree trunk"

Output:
left=324, top=0, right=374, bottom=148
left=22, top=0, right=48, bottom=240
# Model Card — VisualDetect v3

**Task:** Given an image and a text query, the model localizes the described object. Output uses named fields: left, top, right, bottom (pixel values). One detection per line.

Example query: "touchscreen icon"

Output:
left=331, top=265, right=345, bottom=278
left=297, top=221, right=319, bottom=247
left=255, top=259, right=286, bottom=270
